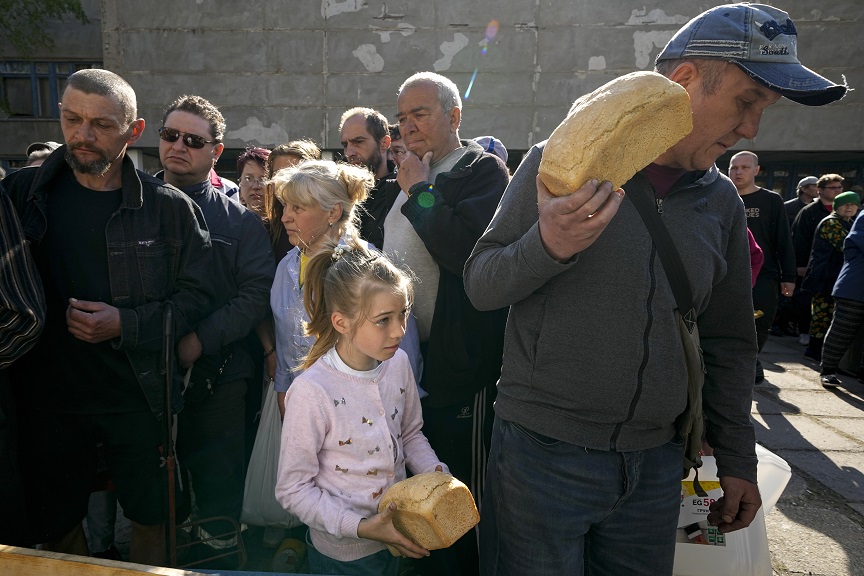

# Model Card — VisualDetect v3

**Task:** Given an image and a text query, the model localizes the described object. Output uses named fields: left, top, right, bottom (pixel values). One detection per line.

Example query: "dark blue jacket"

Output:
left=402, top=140, right=510, bottom=406
left=802, top=213, right=851, bottom=295
left=833, top=214, right=864, bottom=303
left=171, top=180, right=275, bottom=385
left=3, top=147, right=214, bottom=422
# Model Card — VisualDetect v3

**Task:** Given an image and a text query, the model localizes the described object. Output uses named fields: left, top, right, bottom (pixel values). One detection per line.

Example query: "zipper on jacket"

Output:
left=610, top=245, right=657, bottom=450
left=656, top=198, right=664, bottom=214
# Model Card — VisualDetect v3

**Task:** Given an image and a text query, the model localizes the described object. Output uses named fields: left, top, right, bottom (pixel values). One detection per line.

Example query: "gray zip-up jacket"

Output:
left=464, top=143, right=758, bottom=482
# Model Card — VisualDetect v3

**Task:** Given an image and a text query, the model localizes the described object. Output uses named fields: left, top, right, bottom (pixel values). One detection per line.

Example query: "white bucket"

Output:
left=672, top=444, right=791, bottom=576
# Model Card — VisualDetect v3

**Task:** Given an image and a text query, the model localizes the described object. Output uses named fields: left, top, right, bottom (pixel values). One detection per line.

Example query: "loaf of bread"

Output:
left=377, top=471, right=479, bottom=550
left=539, top=71, right=693, bottom=196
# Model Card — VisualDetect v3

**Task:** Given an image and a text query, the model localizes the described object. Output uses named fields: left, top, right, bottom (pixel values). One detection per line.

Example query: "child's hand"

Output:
left=357, top=502, right=430, bottom=558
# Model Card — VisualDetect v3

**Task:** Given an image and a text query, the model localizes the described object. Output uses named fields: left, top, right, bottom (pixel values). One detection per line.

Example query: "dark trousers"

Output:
left=0, top=370, right=27, bottom=545
left=177, top=377, right=247, bottom=540
left=792, top=277, right=812, bottom=334
left=412, top=383, right=496, bottom=576
left=753, top=274, right=779, bottom=352
left=822, top=298, right=864, bottom=372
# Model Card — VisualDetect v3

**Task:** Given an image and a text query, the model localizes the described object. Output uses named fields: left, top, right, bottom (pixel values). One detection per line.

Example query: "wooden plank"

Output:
left=0, top=546, right=207, bottom=576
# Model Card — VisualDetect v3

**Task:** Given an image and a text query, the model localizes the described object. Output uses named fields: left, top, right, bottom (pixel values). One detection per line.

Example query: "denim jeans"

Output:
left=305, top=530, right=399, bottom=576
left=480, top=417, right=684, bottom=576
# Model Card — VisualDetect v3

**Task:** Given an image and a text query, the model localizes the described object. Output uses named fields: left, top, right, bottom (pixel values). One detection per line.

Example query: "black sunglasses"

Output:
left=158, top=126, right=218, bottom=149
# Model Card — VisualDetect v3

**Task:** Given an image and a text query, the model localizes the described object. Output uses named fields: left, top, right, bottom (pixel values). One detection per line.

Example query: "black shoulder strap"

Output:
left=627, top=173, right=697, bottom=334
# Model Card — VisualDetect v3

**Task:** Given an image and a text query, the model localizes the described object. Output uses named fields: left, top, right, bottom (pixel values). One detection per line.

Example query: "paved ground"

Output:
left=756, top=334, right=864, bottom=576
left=101, top=334, right=864, bottom=575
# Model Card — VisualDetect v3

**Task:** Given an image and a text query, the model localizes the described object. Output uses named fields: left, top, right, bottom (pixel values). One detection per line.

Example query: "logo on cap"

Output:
left=760, top=44, right=790, bottom=56
left=759, top=19, right=797, bottom=41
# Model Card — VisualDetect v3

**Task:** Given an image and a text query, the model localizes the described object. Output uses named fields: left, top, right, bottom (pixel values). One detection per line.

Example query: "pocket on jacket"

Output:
left=500, top=293, right=547, bottom=399
left=136, top=241, right=176, bottom=299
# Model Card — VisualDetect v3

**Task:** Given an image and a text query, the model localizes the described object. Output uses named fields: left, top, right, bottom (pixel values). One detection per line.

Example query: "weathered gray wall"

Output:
left=100, top=0, right=861, bottom=154
left=3, top=1, right=861, bottom=160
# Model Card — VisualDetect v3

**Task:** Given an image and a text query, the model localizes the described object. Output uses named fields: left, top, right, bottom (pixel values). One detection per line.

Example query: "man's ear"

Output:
left=449, top=106, right=461, bottom=134
left=666, top=61, right=700, bottom=91
left=380, top=134, right=391, bottom=151
left=213, top=142, right=225, bottom=163
left=332, top=311, right=351, bottom=335
left=127, top=119, right=146, bottom=144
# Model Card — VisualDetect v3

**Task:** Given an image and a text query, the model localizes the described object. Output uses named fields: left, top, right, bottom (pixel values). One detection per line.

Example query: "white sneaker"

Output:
left=799, top=334, right=810, bottom=346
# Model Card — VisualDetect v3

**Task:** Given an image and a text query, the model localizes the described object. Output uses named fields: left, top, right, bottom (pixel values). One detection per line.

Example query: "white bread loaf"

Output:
left=377, top=471, right=479, bottom=550
left=539, top=71, right=693, bottom=196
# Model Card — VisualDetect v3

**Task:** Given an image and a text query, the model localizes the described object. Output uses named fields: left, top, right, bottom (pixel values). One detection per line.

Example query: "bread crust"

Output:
left=539, top=71, right=693, bottom=196
left=377, top=471, right=479, bottom=549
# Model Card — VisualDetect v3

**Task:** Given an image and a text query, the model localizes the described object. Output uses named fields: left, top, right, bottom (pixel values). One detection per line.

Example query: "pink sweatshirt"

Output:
left=748, top=228, right=764, bottom=288
left=275, top=348, right=446, bottom=562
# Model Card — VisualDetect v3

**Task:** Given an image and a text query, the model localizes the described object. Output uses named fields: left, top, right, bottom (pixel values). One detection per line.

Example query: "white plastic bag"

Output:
left=241, top=381, right=301, bottom=528
left=672, top=444, right=791, bottom=576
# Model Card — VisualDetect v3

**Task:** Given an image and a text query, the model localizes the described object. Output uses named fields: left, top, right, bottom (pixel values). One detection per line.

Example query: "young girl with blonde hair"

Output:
left=275, top=242, right=446, bottom=575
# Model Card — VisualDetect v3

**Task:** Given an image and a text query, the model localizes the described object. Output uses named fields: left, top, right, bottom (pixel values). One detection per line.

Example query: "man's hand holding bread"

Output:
left=537, top=176, right=624, bottom=262
left=536, top=71, right=694, bottom=262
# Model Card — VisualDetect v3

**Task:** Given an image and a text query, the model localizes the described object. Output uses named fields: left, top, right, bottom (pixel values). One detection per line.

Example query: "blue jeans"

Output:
left=306, top=530, right=399, bottom=576
left=480, top=417, right=684, bottom=576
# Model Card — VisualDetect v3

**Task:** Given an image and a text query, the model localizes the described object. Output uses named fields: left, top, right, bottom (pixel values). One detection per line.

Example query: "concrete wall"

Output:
left=98, top=0, right=862, bottom=155
left=2, top=1, right=862, bottom=162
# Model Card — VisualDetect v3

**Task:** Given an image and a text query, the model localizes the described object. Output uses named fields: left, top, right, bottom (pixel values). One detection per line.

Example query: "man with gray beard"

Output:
left=2, top=69, right=213, bottom=566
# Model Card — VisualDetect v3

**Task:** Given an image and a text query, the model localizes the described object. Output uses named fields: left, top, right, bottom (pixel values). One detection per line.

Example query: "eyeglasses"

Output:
left=239, top=175, right=268, bottom=187
left=158, top=127, right=217, bottom=149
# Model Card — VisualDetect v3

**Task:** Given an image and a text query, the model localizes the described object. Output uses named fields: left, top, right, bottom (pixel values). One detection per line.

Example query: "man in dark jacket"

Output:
left=0, top=184, right=45, bottom=546
left=786, top=176, right=818, bottom=228
left=2, top=69, right=213, bottom=565
left=339, top=106, right=401, bottom=249
left=781, top=176, right=820, bottom=343
left=793, top=173, right=845, bottom=357
left=384, top=71, right=510, bottom=575
left=159, top=95, right=274, bottom=561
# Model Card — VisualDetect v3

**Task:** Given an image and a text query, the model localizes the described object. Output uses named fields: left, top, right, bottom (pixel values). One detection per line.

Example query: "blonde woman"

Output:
left=267, top=140, right=323, bottom=262
left=270, top=160, right=422, bottom=416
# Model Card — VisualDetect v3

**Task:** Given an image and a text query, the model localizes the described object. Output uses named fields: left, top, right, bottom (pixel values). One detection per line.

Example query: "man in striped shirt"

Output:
left=0, top=183, right=45, bottom=545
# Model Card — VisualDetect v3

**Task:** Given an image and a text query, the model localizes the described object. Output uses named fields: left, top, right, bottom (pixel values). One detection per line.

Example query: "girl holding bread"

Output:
left=274, top=241, right=447, bottom=575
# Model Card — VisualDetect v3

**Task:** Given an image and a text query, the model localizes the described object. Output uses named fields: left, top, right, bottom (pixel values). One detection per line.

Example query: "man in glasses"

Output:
left=1, top=69, right=213, bottom=565
left=338, top=107, right=400, bottom=249
left=158, top=94, right=274, bottom=564
left=792, top=173, right=846, bottom=359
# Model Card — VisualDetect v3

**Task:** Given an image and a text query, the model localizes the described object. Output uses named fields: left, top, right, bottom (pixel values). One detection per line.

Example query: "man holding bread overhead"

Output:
left=464, top=4, right=846, bottom=575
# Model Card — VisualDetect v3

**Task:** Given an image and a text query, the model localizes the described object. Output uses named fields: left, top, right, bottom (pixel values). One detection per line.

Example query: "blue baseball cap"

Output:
left=473, top=136, right=508, bottom=164
left=656, top=3, right=847, bottom=106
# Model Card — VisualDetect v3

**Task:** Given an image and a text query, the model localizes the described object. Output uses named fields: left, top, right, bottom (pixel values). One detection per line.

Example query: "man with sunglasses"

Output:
left=158, top=94, right=274, bottom=564
left=2, top=69, right=214, bottom=565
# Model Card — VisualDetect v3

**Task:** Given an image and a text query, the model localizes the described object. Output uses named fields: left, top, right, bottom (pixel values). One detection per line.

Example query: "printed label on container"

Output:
left=677, top=480, right=726, bottom=547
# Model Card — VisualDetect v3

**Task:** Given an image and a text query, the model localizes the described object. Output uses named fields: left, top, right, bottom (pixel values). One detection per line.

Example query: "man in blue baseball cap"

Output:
left=655, top=3, right=846, bottom=106
left=466, top=4, right=847, bottom=576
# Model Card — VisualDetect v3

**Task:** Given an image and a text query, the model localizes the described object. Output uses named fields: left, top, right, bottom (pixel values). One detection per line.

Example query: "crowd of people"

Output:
left=0, top=3, right=854, bottom=576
